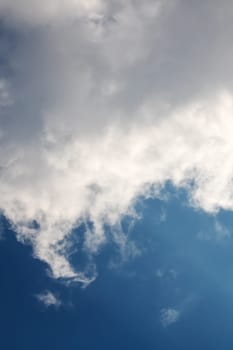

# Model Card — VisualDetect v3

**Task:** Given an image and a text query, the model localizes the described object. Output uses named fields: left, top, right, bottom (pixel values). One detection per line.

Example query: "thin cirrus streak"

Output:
left=1, top=0, right=233, bottom=283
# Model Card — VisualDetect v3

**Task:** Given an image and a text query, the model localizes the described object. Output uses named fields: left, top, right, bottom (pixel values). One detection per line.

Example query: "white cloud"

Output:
left=0, top=0, right=104, bottom=25
left=1, top=1, right=233, bottom=283
left=160, top=308, right=180, bottom=327
left=36, top=290, right=61, bottom=308
left=0, top=218, right=5, bottom=240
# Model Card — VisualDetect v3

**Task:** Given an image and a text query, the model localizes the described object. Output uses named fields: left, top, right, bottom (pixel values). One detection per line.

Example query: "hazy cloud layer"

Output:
left=1, top=0, right=233, bottom=283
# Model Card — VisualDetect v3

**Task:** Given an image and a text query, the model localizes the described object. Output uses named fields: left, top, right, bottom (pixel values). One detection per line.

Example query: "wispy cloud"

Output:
left=155, top=268, right=178, bottom=279
left=36, top=291, right=61, bottom=308
left=214, top=220, right=231, bottom=240
left=160, top=308, right=180, bottom=327
left=197, top=219, right=231, bottom=241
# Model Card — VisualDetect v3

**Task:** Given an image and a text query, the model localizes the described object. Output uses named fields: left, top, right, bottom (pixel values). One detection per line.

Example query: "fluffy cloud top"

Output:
left=1, top=0, right=233, bottom=283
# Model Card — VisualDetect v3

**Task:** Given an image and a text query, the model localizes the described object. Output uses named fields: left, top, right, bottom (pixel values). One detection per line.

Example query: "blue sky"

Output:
left=2, top=188, right=233, bottom=349
left=1, top=1, right=233, bottom=349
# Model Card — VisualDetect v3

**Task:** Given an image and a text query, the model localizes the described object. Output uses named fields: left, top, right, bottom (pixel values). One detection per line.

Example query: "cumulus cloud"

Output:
left=1, top=0, right=233, bottom=283
left=160, top=308, right=180, bottom=327
left=0, top=0, right=104, bottom=25
left=36, top=290, right=61, bottom=308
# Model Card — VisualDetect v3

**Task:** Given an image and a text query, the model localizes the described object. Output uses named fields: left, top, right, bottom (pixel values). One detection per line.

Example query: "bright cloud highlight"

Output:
left=1, top=0, right=233, bottom=283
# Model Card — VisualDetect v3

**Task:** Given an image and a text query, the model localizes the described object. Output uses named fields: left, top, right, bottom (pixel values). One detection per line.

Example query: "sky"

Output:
left=1, top=0, right=233, bottom=348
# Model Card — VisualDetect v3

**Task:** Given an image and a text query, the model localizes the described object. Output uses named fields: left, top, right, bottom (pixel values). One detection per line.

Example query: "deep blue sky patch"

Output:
left=1, top=191, right=233, bottom=349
